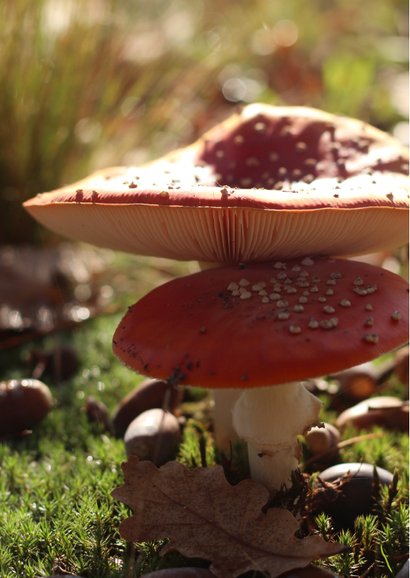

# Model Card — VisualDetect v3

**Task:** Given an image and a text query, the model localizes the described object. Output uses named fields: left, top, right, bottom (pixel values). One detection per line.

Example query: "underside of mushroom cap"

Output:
left=113, top=256, right=409, bottom=388
left=24, top=104, right=409, bottom=263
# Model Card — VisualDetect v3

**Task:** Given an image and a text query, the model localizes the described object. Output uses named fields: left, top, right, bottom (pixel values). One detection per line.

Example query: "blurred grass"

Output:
left=0, top=0, right=408, bottom=243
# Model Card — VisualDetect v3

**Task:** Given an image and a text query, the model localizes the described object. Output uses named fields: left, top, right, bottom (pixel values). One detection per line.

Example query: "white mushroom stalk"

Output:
left=232, top=383, right=322, bottom=491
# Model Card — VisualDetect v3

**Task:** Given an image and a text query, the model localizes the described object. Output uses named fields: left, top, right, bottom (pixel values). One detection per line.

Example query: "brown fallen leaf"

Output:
left=112, top=458, right=343, bottom=578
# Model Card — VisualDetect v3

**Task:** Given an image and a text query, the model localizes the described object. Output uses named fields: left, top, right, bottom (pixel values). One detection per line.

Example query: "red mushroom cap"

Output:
left=24, top=105, right=409, bottom=263
left=113, top=256, right=409, bottom=388
left=197, top=104, right=409, bottom=184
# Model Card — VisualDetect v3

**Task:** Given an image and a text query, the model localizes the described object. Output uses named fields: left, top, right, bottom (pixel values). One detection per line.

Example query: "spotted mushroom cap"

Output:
left=113, top=256, right=409, bottom=388
left=24, top=104, right=409, bottom=263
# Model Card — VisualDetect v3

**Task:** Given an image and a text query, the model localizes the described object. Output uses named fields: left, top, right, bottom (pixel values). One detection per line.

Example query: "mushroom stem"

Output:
left=232, top=382, right=322, bottom=491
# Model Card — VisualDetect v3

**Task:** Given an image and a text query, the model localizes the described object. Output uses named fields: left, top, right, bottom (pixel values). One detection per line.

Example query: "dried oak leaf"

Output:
left=112, top=458, right=343, bottom=578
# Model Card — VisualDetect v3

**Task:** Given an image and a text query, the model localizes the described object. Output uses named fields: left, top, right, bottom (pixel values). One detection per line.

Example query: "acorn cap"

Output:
left=113, top=256, right=409, bottom=388
left=24, top=105, right=409, bottom=263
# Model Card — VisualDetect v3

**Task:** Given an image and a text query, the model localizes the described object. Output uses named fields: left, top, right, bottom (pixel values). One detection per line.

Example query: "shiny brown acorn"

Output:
left=304, top=422, right=341, bottom=461
left=393, top=346, right=409, bottom=388
left=336, top=396, right=409, bottom=432
left=124, top=408, right=182, bottom=466
left=0, top=379, right=53, bottom=436
left=113, top=378, right=183, bottom=436
left=317, top=462, right=394, bottom=529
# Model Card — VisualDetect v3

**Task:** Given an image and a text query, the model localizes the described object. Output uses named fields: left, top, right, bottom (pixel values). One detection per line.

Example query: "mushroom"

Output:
left=22, top=104, right=409, bottom=454
left=113, top=256, right=409, bottom=491
left=23, top=104, right=409, bottom=264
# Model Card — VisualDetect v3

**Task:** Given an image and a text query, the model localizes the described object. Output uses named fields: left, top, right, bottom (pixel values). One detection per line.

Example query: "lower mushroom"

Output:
left=113, top=256, right=408, bottom=491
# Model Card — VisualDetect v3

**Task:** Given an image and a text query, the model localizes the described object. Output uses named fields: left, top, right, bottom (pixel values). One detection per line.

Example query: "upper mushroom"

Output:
left=24, top=104, right=409, bottom=263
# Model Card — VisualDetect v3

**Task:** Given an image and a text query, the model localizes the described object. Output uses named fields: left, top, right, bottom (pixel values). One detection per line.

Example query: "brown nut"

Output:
left=331, top=361, right=378, bottom=401
left=317, top=462, right=394, bottom=529
left=0, top=379, right=53, bottom=435
left=124, top=408, right=181, bottom=466
left=85, top=396, right=113, bottom=433
left=305, top=422, right=341, bottom=457
left=394, top=346, right=409, bottom=388
left=113, top=378, right=183, bottom=436
left=336, top=396, right=408, bottom=432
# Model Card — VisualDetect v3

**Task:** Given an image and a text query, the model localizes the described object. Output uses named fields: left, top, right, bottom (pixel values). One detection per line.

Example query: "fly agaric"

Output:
left=23, top=104, right=409, bottom=455
left=23, top=104, right=409, bottom=263
left=113, top=256, right=409, bottom=491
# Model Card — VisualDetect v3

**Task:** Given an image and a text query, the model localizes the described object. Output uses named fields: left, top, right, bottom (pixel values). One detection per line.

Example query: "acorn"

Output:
left=113, top=378, right=183, bottom=436
left=85, top=396, right=113, bottom=434
left=304, top=423, right=341, bottom=460
left=336, top=396, right=408, bottom=432
left=317, top=462, right=394, bottom=529
left=331, top=361, right=379, bottom=401
left=394, top=346, right=409, bottom=388
left=124, top=408, right=182, bottom=466
left=0, top=379, right=53, bottom=436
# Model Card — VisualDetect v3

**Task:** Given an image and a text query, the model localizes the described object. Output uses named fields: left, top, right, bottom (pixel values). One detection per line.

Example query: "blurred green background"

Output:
left=0, top=0, right=408, bottom=244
